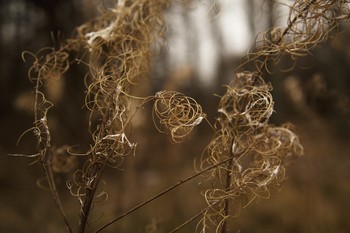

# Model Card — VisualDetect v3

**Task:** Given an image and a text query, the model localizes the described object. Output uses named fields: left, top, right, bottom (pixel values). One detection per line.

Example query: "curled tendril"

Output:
left=60, top=2, right=176, bottom=220
left=197, top=128, right=245, bottom=183
left=253, top=124, right=304, bottom=161
left=199, top=71, right=303, bottom=232
left=240, top=0, right=350, bottom=73
left=218, top=72, right=274, bottom=129
left=152, top=90, right=206, bottom=143
left=198, top=124, right=303, bottom=232
left=92, top=132, right=136, bottom=166
left=77, top=0, right=169, bottom=86
left=23, top=48, right=69, bottom=82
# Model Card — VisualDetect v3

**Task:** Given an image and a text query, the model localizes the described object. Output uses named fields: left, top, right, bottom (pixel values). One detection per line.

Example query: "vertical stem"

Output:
left=42, top=157, right=73, bottom=233
left=221, top=159, right=233, bottom=233
left=78, top=163, right=105, bottom=233
left=34, top=76, right=73, bottom=233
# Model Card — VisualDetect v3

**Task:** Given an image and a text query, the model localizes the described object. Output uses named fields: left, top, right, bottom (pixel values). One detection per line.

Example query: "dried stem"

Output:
left=170, top=207, right=209, bottom=233
left=78, top=163, right=105, bottom=233
left=94, top=149, right=248, bottom=233
left=33, top=66, right=73, bottom=233
left=42, top=155, right=73, bottom=233
left=221, top=159, right=233, bottom=233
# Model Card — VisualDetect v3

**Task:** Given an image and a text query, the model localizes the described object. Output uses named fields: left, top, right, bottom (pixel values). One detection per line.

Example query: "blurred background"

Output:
left=1, top=0, right=350, bottom=232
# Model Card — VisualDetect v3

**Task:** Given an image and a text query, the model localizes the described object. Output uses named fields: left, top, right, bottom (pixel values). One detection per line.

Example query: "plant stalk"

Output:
left=78, top=163, right=105, bottom=233
left=221, top=159, right=233, bottom=233
left=94, top=149, right=248, bottom=233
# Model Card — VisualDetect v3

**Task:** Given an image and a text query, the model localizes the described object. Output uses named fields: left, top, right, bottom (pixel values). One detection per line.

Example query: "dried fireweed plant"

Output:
left=15, top=0, right=350, bottom=232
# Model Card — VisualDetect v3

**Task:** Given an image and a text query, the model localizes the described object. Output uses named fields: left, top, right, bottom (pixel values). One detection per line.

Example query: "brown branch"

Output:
left=78, top=161, right=106, bottom=233
left=94, top=149, right=248, bottom=233
left=170, top=207, right=209, bottom=233
left=42, top=157, right=73, bottom=233
left=221, top=159, right=233, bottom=233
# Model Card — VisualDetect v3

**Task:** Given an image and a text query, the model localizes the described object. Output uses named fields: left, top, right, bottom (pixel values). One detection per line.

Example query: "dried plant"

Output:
left=196, top=72, right=303, bottom=232
left=15, top=0, right=350, bottom=233
left=152, top=90, right=205, bottom=143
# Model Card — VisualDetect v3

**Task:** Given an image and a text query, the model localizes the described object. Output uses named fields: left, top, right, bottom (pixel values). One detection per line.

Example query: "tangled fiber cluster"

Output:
left=197, top=72, right=303, bottom=233
left=218, top=72, right=273, bottom=129
left=21, top=1, right=177, bottom=232
left=153, top=90, right=205, bottom=143
left=195, top=1, right=350, bottom=231
left=19, top=0, right=350, bottom=232
left=245, top=0, right=350, bottom=72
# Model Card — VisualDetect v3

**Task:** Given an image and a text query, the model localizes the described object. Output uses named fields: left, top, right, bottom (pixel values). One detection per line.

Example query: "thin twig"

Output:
left=78, top=163, right=105, bottom=233
left=42, top=158, right=73, bottom=233
left=33, top=75, right=73, bottom=233
left=169, top=207, right=209, bottom=233
left=94, top=149, right=248, bottom=233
